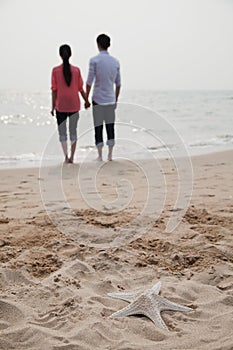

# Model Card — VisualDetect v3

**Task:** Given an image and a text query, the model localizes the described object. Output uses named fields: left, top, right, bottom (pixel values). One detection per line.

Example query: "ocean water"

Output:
left=0, top=89, right=233, bottom=168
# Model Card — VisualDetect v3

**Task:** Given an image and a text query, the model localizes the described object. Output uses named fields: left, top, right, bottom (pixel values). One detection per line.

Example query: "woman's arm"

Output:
left=51, top=90, right=57, bottom=116
left=80, top=89, right=90, bottom=109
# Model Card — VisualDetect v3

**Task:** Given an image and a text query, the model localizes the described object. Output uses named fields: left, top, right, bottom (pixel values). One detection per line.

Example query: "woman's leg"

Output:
left=69, top=141, right=76, bottom=163
left=61, top=141, right=69, bottom=163
left=56, top=111, right=68, bottom=162
left=69, top=112, right=79, bottom=163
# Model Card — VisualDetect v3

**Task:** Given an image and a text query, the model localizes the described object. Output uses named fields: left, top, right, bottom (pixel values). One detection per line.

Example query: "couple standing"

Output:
left=51, top=34, right=121, bottom=163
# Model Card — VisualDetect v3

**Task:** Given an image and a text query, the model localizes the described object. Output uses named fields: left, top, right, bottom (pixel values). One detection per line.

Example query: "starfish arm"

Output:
left=110, top=294, right=151, bottom=318
left=143, top=308, right=168, bottom=330
left=110, top=302, right=141, bottom=319
left=108, top=281, right=162, bottom=303
left=108, top=291, right=142, bottom=303
left=158, top=295, right=192, bottom=313
left=151, top=281, right=162, bottom=295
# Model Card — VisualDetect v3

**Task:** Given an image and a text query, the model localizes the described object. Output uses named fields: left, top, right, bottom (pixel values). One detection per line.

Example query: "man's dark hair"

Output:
left=97, top=34, right=111, bottom=50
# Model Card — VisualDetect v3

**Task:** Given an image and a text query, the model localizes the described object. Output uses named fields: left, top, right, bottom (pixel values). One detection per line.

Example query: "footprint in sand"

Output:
left=0, top=300, right=25, bottom=330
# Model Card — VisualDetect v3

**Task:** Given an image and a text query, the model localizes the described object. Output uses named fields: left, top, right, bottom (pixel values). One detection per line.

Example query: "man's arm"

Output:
left=86, top=84, right=92, bottom=101
left=115, top=86, right=121, bottom=103
left=115, top=63, right=121, bottom=106
left=86, top=58, right=95, bottom=102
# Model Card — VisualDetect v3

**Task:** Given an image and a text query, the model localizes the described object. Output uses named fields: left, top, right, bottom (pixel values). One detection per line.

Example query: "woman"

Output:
left=51, top=44, right=90, bottom=163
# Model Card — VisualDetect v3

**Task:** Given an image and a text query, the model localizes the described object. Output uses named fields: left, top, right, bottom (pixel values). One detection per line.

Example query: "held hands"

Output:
left=84, top=101, right=91, bottom=109
left=50, top=99, right=90, bottom=116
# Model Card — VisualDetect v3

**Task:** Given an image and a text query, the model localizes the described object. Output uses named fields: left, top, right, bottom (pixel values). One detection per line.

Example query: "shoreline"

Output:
left=0, top=149, right=233, bottom=349
left=0, top=145, right=233, bottom=171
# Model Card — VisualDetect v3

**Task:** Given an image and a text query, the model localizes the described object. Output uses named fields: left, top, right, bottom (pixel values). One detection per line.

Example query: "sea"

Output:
left=0, top=89, right=233, bottom=169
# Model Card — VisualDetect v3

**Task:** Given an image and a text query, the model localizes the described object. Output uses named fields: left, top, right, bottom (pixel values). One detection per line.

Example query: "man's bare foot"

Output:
left=64, top=156, right=69, bottom=164
left=107, top=146, right=113, bottom=162
left=95, top=156, right=103, bottom=162
left=68, top=158, right=73, bottom=164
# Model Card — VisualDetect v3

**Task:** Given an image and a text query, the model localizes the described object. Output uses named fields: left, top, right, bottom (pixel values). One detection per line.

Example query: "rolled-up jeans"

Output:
left=56, top=111, right=79, bottom=142
left=92, top=103, right=115, bottom=147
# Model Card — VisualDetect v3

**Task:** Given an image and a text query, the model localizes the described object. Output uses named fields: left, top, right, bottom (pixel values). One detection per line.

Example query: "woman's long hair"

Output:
left=59, top=44, right=72, bottom=86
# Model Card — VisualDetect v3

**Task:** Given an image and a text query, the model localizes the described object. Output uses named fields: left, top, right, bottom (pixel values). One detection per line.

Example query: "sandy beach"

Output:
left=0, top=150, right=233, bottom=350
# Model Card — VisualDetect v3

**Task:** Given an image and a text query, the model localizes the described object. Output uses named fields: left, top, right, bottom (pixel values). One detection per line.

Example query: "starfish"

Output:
left=108, top=281, right=192, bottom=330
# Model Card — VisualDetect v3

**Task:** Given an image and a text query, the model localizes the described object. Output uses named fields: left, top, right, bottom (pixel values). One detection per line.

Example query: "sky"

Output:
left=0, top=0, right=233, bottom=91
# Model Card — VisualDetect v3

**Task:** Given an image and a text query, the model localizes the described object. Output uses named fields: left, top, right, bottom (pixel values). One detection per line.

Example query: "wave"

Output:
left=189, top=134, right=233, bottom=148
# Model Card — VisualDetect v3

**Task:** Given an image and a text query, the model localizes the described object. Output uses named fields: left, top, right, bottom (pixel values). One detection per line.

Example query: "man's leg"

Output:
left=105, top=105, right=115, bottom=161
left=95, top=125, right=103, bottom=161
left=93, top=104, right=104, bottom=161
left=106, top=123, right=115, bottom=161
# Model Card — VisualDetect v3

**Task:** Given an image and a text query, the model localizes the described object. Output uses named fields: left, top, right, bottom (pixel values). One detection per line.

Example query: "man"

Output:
left=86, top=34, right=121, bottom=161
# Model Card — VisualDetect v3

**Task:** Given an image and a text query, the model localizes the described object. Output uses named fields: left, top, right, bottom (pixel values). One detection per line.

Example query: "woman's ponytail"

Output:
left=59, top=44, right=72, bottom=86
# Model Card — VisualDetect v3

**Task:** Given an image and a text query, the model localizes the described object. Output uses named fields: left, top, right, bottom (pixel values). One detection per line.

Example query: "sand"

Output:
left=0, top=150, right=233, bottom=350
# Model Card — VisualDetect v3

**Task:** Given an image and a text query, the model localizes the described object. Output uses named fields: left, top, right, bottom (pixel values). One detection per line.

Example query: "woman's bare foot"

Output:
left=95, top=156, right=103, bottom=162
left=64, top=155, right=69, bottom=163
